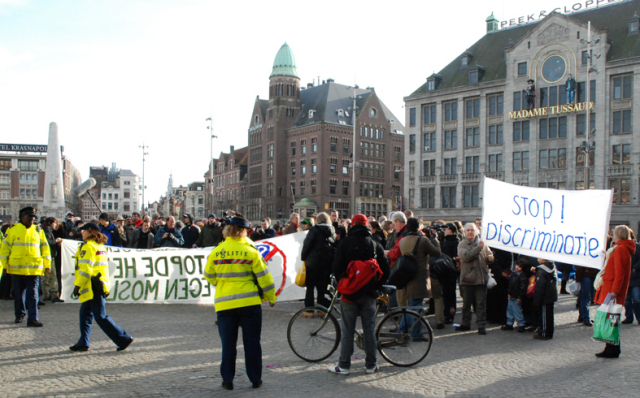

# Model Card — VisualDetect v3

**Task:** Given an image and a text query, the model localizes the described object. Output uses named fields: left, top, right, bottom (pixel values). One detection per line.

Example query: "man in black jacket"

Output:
left=249, top=219, right=277, bottom=242
left=532, top=259, right=558, bottom=340
left=181, top=214, right=200, bottom=248
left=300, top=213, right=335, bottom=311
left=440, top=223, right=460, bottom=324
left=328, top=215, right=389, bottom=376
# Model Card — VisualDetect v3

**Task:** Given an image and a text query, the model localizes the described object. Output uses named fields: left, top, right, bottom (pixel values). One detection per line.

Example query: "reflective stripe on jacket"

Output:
left=204, top=236, right=276, bottom=312
left=0, top=223, right=51, bottom=276
left=74, top=240, right=111, bottom=303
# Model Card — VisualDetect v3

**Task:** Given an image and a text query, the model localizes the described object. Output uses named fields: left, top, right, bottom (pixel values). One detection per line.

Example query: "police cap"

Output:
left=78, top=222, right=100, bottom=232
left=19, top=206, right=37, bottom=216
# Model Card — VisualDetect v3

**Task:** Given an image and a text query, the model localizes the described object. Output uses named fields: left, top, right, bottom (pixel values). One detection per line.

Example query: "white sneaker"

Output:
left=327, top=365, right=350, bottom=375
left=365, top=364, right=379, bottom=374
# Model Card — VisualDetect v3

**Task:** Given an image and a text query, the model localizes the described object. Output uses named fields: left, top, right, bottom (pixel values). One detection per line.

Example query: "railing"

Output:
left=461, top=173, right=481, bottom=182
left=440, top=174, right=457, bottom=184
left=419, top=176, right=436, bottom=185
left=484, top=171, right=504, bottom=181
left=606, top=164, right=632, bottom=176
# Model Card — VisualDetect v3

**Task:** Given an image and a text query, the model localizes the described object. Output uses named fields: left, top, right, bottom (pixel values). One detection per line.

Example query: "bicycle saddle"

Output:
left=380, top=285, right=397, bottom=295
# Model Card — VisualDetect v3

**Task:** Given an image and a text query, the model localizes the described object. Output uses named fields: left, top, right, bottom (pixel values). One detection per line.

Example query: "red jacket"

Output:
left=595, top=239, right=635, bottom=304
left=387, top=226, right=407, bottom=267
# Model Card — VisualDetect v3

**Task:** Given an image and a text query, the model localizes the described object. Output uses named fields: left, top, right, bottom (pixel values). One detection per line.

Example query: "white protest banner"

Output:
left=61, top=232, right=308, bottom=303
left=481, top=177, right=612, bottom=269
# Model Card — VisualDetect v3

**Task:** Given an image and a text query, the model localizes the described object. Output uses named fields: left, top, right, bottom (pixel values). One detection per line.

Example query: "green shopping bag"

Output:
left=592, top=294, right=623, bottom=346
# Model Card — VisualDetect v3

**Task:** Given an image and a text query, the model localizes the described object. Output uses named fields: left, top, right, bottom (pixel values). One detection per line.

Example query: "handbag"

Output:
left=569, top=279, right=581, bottom=296
left=388, top=237, right=421, bottom=289
left=295, top=262, right=307, bottom=287
left=592, top=293, right=623, bottom=345
left=487, top=271, right=497, bottom=289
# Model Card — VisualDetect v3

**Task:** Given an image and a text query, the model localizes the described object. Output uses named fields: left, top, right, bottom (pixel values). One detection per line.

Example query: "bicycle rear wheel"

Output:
left=287, top=306, right=341, bottom=362
left=375, top=309, right=432, bottom=367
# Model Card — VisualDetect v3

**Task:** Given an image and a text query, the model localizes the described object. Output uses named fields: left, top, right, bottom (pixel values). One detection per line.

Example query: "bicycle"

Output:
left=287, top=277, right=433, bottom=367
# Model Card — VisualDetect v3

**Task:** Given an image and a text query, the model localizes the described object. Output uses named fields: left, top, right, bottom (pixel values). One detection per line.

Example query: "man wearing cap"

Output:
left=196, top=214, right=224, bottom=247
left=181, top=214, right=200, bottom=248
left=0, top=207, right=51, bottom=326
left=40, top=217, right=64, bottom=303
left=204, top=214, right=277, bottom=390
left=98, top=213, right=123, bottom=247
left=329, top=214, right=389, bottom=375
left=64, top=211, right=76, bottom=239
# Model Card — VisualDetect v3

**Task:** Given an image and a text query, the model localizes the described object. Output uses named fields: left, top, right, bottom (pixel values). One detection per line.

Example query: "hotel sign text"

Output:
left=0, top=143, right=47, bottom=153
left=508, top=102, right=594, bottom=120
left=500, top=0, right=622, bottom=29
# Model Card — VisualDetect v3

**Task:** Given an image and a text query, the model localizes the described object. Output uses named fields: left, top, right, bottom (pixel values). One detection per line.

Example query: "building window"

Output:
left=423, top=132, right=436, bottom=151
left=488, top=94, right=503, bottom=116
left=469, top=70, right=479, bottom=84
left=409, top=134, right=416, bottom=153
left=422, top=104, right=436, bottom=125
left=394, top=165, right=400, bottom=179
left=513, top=120, right=530, bottom=142
left=582, top=50, right=591, bottom=66
left=409, top=108, right=416, bottom=126
left=444, top=158, right=457, bottom=175
left=343, top=138, right=350, bottom=155
left=444, top=102, right=458, bottom=122
left=465, top=127, right=480, bottom=147
left=423, top=159, right=435, bottom=176
left=311, top=179, right=317, bottom=194
left=465, top=156, right=479, bottom=174
left=517, top=62, right=527, bottom=76
left=124, top=190, right=130, bottom=198
left=17, top=160, right=38, bottom=171
left=612, top=110, right=632, bottom=134
left=329, top=179, right=337, bottom=194
left=575, top=147, right=594, bottom=167
left=427, top=79, right=435, bottom=91
left=291, top=141, right=296, bottom=156
left=267, top=163, right=274, bottom=177
left=463, top=186, right=479, bottom=207
left=409, top=161, right=415, bottom=178
left=330, top=137, right=338, bottom=152
left=613, top=75, right=633, bottom=100
left=311, top=137, right=317, bottom=153
left=301, top=139, right=306, bottom=155
left=513, top=151, right=529, bottom=171
left=330, top=157, right=337, bottom=173
left=0, top=159, right=11, bottom=170
left=576, top=113, right=596, bottom=136
left=342, top=180, right=349, bottom=195
left=539, top=116, right=567, bottom=139
left=488, top=125, right=503, bottom=145
left=394, top=146, right=401, bottom=161
left=291, top=161, right=296, bottom=176
left=513, top=91, right=522, bottom=112
left=301, top=159, right=306, bottom=175
left=441, top=187, right=456, bottom=208
left=444, top=130, right=457, bottom=149
left=612, top=144, right=631, bottom=165
left=342, top=159, right=349, bottom=175
left=488, top=154, right=504, bottom=172
left=610, top=179, right=631, bottom=204
left=539, top=149, right=566, bottom=169
left=311, top=158, right=317, bottom=174
left=300, top=180, right=306, bottom=196
left=465, top=98, right=480, bottom=119
left=421, top=188, right=435, bottom=209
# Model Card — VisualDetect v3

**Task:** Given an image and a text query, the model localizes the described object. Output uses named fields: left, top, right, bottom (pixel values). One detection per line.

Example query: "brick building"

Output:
left=204, top=145, right=248, bottom=217
left=243, top=43, right=405, bottom=222
left=404, top=0, right=640, bottom=230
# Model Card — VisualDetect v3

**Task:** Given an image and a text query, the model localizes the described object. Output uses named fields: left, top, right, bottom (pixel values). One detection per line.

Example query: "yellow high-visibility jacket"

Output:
left=0, top=223, right=51, bottom=276
left=74, top=240, right=111, bottom=303
left=204, top=236, right=277, bottom=312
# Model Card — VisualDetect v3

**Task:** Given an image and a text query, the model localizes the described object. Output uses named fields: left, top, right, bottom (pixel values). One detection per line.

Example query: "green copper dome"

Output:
left=486, top=12, right=498, bottom=22
left=270, top=43, right=298, bottom=78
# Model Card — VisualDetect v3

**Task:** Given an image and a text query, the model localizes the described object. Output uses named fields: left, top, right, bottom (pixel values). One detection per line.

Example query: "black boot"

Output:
left=560, top=280, right=570, bottom=295
left=595, top=343, right=620, bottom=358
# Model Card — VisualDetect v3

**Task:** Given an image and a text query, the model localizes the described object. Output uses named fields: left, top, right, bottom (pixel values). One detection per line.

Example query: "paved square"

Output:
left=1, top=294, right=639, bottom=397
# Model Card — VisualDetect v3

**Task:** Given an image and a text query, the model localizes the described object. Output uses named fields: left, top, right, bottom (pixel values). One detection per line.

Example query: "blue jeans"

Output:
left=399, top=298, right=425, bottom=340
left=506, top=299, right=524, bottom=326
left=567, top=89, right=575, bottom=104
left=217, top=305, right=263, bottom=383
left=78, top=294, right=131, bottom=347
left=13, top=275, right=39, bottom=321
left=578, top=277, right=593, bottom=321
left=339, top=295, right=377, bottom=369
left=624, top=286, right=640, bottom=321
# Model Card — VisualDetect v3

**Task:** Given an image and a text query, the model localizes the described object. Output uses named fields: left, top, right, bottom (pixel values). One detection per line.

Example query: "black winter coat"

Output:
left=250, top=228, right=276, bottom=242
left=533, top=262, right=558, bottom=306
left=630, top=242, right=640, bottom=288
left=301, top=223, right=336, bottom=270
left=181, top=224, right=200, bottom=248
left=508, top=271, right=528, bottom=301
left=440, top=234, right=460, bottom=259
left=195, top=223, right=223, bottom=247
left=332, top=224, right=390, bottom=292
left=371, top=230, right=387, bottom=249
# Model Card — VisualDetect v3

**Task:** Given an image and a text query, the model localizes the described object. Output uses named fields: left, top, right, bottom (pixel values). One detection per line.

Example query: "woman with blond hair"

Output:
left=593, top=225, right=635, bottom=358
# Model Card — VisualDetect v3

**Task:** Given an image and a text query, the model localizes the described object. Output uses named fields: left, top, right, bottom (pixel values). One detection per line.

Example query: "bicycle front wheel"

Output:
left=375, top=309, right=433, bottom=367
left=287, top=306, right=341, bottom=362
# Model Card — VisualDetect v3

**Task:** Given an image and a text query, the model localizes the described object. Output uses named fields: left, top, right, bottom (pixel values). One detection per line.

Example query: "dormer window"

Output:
left=254, top=115, right=259, bottom=125
left=426, top=73, right=442, bottom=91
left=460, top=51, right=473, bottom=68
left=337, top=109, right=344, bottom=117
left=629, top=12, right=639, bottom=36
left=309, top=110, right=315, bottom=118
left=468, top=65, right=485, bottom=84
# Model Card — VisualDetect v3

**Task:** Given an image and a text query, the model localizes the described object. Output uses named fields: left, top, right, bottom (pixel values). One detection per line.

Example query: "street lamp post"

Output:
left=206, top=117, right=218, bottom=215
left=349, top=86, right=361, bottom=218
left=580, top=21, right=601, bottom=190
left=139, top=143, right=149, bottom=215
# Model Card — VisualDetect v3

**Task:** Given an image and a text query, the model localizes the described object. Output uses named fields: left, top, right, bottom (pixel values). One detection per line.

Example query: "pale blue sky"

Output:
left=0, top=0, right=616, bottom=205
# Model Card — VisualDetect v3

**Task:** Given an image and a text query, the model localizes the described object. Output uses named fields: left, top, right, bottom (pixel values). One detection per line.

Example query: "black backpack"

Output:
left=388, top=237, right=421, bottom=289
left=429, top=252, right=457, bottom=281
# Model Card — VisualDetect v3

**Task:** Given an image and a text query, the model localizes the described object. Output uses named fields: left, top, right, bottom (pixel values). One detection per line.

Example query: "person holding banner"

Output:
left=204, top=214, right=277, bottom=390
left=456, top=223, right=493, bottom=335
left=70, top=222, right=133, bottom=352
left=593, top=225, right=635, bottom=358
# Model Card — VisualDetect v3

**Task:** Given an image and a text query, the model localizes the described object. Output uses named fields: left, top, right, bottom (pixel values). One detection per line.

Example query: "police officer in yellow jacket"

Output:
left=69, top=222, right=133, bottom=352
left=0, top=207, right=51, bottom=326
left=204, top=214, right=277, bottom=391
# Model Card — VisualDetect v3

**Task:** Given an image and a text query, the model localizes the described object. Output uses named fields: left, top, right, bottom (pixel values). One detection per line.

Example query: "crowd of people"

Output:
left=2, top=204, right=639, bottom=389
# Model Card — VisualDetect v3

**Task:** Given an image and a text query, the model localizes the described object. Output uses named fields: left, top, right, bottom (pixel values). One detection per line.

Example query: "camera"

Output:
left=256, top=227, right=265, bottom=234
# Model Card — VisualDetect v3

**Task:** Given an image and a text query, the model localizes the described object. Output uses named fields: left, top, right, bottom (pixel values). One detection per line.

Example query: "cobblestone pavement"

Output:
left=1, top=293, right=639, bottom=398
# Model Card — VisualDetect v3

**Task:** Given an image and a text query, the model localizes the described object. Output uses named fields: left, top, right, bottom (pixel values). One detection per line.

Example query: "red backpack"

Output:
left=337, top=258, right=383, bottom=303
